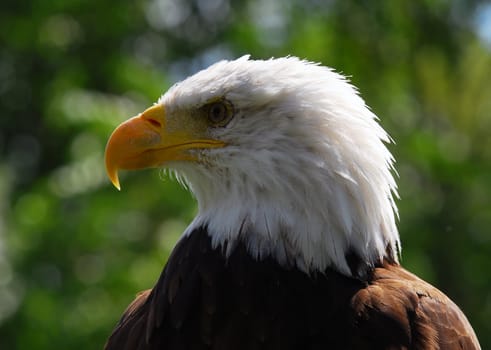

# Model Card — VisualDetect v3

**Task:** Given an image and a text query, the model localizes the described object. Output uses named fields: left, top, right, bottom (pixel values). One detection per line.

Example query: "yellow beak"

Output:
left=104, top=104, right=225, bottom=190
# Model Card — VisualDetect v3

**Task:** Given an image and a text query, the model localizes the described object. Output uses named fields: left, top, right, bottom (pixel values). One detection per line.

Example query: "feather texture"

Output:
left=159, top=57, right=399, bottom=274
left=105, top=227, right=480, bottom=350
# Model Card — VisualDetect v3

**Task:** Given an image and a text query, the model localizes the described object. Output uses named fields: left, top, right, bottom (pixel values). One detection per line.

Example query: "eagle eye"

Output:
left=205, top=99, right=234, bottom=127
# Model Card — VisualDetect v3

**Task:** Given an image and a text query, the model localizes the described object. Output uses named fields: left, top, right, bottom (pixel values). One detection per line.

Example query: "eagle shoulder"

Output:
left=350, top=263, right=480, bottom=349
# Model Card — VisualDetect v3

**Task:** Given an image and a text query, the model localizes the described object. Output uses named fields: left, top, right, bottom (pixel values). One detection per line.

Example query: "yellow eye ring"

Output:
left=205, top=99, right=234, bottom=127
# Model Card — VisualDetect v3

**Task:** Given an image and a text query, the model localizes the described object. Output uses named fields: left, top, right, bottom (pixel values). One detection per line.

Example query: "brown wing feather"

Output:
left=104, top=228, right=480, bottom=350
left=104, top=289, right=151, bottom=350
left=351, top=263, right=480, bottom=349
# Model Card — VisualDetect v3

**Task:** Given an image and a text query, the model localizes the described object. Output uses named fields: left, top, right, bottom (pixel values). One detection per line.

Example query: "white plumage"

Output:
left=158, top=56, right=399, bottom=276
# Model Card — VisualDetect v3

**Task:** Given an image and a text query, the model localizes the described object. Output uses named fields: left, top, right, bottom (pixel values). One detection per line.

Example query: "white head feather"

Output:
left=159, top=56, right=400, bottom=276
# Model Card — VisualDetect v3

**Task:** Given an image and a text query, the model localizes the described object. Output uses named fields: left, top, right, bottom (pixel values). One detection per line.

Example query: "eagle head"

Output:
left=105, top=56, right=399, bottom=276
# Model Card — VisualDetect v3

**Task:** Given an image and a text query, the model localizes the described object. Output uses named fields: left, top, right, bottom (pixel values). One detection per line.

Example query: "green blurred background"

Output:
left=1, top=0, right=490, bottom=348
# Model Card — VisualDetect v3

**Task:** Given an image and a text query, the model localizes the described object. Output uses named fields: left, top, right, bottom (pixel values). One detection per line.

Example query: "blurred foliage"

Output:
left=0, top=0, right=490, bottom=348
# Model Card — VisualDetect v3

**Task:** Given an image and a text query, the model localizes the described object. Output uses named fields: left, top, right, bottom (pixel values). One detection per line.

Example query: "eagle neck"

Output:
left=181, top=160, right=400, bottom=277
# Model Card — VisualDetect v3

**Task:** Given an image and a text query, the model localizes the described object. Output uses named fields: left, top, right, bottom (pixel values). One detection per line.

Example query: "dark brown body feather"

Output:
left=105, top=227, right=480, bottom=350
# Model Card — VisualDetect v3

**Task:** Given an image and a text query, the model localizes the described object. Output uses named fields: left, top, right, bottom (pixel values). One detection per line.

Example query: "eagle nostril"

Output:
left=146, top=118, right=162, bottom=129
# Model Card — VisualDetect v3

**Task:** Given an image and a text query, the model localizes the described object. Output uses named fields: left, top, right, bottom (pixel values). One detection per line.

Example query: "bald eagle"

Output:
left=104, top=57, right=480, bottom=349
